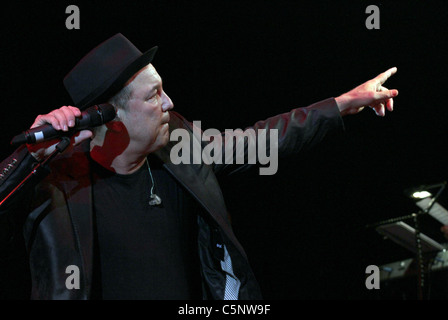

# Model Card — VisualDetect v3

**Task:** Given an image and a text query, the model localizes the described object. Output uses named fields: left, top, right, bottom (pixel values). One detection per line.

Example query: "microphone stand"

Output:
left=0, top=137, right=71, bottom=208
left=367, top=182, right=446, bottom=300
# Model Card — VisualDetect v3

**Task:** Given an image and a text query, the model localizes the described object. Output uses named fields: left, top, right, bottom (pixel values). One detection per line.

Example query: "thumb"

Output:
left=73, top=130, right=93, bottom=146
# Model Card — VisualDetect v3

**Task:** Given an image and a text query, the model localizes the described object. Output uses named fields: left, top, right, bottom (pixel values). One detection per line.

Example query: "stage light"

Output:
left=411, top=191, right=432, bottom=199
left=404, top=182, right=446, bottom=201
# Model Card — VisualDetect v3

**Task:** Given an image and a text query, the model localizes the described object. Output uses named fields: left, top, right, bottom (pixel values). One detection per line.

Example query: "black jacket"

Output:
left=0, top=98, right=344, bottom=299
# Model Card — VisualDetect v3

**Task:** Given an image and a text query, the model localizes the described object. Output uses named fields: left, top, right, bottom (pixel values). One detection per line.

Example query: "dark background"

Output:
left=1, top=0, right=447, bottom=300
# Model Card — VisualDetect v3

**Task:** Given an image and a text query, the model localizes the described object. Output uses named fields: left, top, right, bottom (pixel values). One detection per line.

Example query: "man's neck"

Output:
left=89, top=122, right=150, bottom=175
left=90, top=141, right=148, bottom=175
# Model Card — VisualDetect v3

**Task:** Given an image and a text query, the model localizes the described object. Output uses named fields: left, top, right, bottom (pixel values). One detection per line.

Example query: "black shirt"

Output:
left=90, top=155, right=202, bottom=300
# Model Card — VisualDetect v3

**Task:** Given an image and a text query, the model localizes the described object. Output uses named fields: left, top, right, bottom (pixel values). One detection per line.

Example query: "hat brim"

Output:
left=76, top=46, right=158, bottom=109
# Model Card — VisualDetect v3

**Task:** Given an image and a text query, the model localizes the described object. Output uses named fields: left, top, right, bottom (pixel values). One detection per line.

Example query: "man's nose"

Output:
left=161, top=91, right=174, bottom=112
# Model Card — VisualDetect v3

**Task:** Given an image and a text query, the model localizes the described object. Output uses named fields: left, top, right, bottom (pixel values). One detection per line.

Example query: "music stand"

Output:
left=376, top=221, right=445, bottom=254
left=368, top=181, right=447, bottom=300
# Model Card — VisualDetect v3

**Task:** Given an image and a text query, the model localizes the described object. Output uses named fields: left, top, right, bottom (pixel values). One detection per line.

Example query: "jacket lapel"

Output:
left=154, top=138, right=248, bottom=259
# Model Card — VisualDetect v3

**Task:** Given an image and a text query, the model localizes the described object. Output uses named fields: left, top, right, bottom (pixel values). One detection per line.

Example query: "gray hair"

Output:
left=108, top=81, right=134, bottom=114
left=91, top=82, right=134, bottom=137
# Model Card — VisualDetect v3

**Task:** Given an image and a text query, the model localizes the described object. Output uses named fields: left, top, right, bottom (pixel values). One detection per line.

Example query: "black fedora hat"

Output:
left=63, top=33, right=158, bottom=110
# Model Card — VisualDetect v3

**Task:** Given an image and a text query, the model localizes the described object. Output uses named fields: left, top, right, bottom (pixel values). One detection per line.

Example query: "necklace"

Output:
left=145, top=158, right=162, bottom=206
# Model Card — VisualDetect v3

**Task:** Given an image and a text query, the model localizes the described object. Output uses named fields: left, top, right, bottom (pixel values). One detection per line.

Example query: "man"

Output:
left=0, top=33, right=398, bottom=299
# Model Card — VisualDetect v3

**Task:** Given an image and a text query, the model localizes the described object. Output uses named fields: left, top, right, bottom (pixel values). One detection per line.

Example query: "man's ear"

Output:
left=114, top=106, right=123, bottom=121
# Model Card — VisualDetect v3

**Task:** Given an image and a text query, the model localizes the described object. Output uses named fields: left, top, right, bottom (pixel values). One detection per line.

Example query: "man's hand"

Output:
left=27, top=106, right=93, bottom=161
left=335, top=67, right=399, bottom=117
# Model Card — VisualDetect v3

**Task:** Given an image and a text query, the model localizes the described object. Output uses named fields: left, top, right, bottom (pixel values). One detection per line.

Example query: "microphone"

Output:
left=10, top=104, right=116, bottom=146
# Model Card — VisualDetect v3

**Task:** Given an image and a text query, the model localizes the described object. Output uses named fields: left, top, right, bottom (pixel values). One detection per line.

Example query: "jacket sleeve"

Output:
left=0, top=145, right=50, bottom=246
left=211, top=97, right=345, bottom=176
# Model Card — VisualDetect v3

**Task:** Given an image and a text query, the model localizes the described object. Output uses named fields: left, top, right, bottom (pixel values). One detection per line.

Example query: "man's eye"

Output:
left=147, top=91, right=158, bottom=101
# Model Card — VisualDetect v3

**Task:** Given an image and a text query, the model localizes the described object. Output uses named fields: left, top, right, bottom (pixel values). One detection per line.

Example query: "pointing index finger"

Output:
left=376, top=67, right=398, bottom=85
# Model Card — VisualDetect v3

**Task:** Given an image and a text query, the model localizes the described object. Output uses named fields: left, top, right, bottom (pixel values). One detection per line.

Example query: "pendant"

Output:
left=149, top=194, right=162, bottom=206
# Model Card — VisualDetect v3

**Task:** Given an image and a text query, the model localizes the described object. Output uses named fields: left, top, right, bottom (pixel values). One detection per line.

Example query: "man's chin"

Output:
left=150, top=133, right=170, bottom=153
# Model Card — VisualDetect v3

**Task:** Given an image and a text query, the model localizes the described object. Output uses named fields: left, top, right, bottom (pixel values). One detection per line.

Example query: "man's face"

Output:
left=120, top=64, right=174, bottom=153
